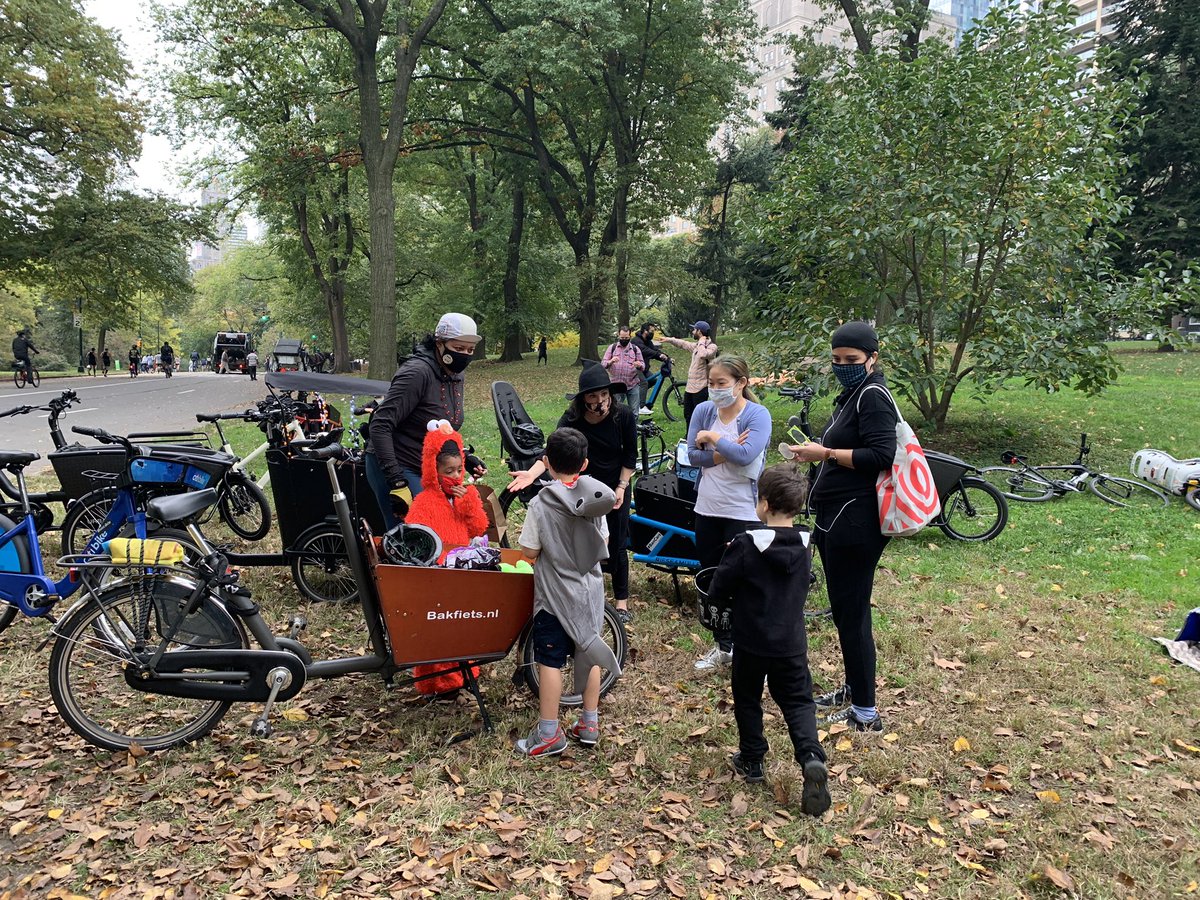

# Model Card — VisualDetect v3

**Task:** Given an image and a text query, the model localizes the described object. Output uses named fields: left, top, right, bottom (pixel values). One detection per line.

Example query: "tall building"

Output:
left=1068, top=0, right=1122, bottom=66
left=951, top=0, right=993, bottom=38
left=190, top=178, right=249, bottom=273
left=747, top=1, right=958, bottom=122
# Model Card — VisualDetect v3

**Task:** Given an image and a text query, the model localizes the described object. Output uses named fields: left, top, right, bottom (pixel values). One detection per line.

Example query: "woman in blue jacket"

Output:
left=686, top=354, right=773, bottom=670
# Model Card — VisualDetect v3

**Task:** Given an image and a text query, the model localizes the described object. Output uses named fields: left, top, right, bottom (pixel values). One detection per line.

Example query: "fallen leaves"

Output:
left=953, top=736, right=972, bottom=753
left=1042, top=864, right=1076, bottom=891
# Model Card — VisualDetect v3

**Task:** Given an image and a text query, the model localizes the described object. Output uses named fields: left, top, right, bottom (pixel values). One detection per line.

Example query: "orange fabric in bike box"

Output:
left=372, top=546, right=534, bottom=668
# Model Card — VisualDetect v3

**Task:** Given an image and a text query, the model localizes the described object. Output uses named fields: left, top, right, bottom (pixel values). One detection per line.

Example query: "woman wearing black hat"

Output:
left=507, top=364, right=637, bottom=623
left=787, top=322, right=897, bottom=732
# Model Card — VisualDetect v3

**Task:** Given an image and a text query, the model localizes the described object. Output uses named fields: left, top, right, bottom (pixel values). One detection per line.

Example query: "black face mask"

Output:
left=441, top=347, right=472, bottom=374
left=618, top=338, right=630, bottom=346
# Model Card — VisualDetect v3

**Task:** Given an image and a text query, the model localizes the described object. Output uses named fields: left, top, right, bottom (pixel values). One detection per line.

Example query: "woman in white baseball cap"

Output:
left=366, top=313, right=487, bottom=529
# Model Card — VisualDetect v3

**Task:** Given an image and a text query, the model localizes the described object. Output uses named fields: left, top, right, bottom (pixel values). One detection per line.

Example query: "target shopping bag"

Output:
left=860, top=385, right=940, bottom=536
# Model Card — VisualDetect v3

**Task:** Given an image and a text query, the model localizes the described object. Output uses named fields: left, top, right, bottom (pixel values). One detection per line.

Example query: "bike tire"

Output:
left=1186, top=486, right=1200, bottom=513
left=978, top=466, right=1056, bottom=502
left=60, top=487, right=120, bottom=556
left=217, top=473, right=272, bottom=542
left=290, top=523, right=356, bottom=603
left=662, top=384, right=684, bottom=423
left=521, top=602, right=627, bottom=706
left=12, top=370, right=22, bottom=389
left=0, top=511, right=32, bottom=635
left=938, top=477, right=1008, bottom=542
left=805, top=549, right=831, bottom=618
left=1089, top=475, right=1170, bottom=510
left=48, top=576, right=247, bottom=751
left=31, top=368, right=40, bottom=387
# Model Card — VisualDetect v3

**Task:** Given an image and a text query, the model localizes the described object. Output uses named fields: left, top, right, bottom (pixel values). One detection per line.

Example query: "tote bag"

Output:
left=859, top=385, right=940, bottom=536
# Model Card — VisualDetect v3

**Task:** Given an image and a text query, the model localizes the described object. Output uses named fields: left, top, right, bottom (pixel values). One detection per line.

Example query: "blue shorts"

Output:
left=531, top=610, right=575, bottom=669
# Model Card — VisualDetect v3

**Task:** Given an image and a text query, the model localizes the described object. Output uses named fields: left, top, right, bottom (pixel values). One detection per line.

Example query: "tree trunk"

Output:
left=365, top=165, right=398, bottom=377
left=327, top=282, right=350, bottom=372
left=97, top=326, right=108, bottom=363
left=500, top=185, right=526, bottom=362
left=576, top=254, right=607, bottom=365
left=613, top=184, right=630, bottom=327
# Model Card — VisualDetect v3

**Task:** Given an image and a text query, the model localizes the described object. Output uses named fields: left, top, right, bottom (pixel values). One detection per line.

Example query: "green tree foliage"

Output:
left=289, top=0, right=450, bottom=376
left=0, top=0, right=140, bottom=272
left=1108, top=0, right=1200, bottom=295
left=757, top=3, right=1145, bottom=429
left=186, top=245, right=294, bottom=358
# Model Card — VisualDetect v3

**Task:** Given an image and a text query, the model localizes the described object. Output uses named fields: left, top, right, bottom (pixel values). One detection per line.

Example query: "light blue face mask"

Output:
left=709, top=386, right=739, bottom=408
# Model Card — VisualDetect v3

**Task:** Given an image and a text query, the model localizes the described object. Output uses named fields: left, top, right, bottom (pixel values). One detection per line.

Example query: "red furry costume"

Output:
left=405, top=420, right=490, bottom=695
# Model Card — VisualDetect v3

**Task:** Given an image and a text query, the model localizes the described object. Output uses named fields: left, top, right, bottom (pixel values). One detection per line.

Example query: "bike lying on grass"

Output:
left=46, top=446, right=628, bottom=751
left=981, top=434, right=1170, bottom=509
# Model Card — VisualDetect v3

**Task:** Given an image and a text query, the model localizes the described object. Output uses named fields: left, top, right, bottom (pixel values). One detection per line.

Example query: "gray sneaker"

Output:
left=825, top=707, right=884, bottom=732
left=515, top=725, right=567, bottom=757
left=694, top=645, right=733, bottom=670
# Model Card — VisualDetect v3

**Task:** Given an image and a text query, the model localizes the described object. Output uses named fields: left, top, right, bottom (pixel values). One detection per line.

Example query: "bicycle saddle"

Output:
left=0, top=450, right=40, bottom=469
left=146, top=488, right=219, bottom=523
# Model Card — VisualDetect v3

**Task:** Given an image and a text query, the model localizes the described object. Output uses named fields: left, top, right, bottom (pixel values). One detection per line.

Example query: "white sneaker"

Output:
left=638, top=406, right=653, bottom=416
left=694, top=645, right=733, bottom=670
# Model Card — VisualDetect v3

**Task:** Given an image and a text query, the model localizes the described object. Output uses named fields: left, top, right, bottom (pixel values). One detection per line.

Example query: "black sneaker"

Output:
left=731, top=752, right=765, bottom=783
left=614, top=607, right=633, bottom=625
left=825, top=707, right=884, bottom=732
left=814, top=684, right=851, bottom=708
left=800, top=758, right=832, bottom=817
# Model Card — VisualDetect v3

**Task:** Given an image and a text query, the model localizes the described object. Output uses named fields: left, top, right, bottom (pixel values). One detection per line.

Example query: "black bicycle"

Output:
left=981, top=433, right=1170, bottom=510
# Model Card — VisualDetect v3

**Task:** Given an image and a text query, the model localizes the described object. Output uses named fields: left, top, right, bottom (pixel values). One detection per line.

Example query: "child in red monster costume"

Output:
left=406, top=419, right=491, bottom=695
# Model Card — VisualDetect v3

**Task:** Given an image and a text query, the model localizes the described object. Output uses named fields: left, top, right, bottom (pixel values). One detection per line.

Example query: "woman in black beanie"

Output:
left=787, top=321, right=896, bottom=731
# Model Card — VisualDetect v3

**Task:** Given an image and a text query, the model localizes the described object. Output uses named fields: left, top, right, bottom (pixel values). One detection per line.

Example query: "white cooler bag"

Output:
left=1131, top=449, right=1200, bottom=495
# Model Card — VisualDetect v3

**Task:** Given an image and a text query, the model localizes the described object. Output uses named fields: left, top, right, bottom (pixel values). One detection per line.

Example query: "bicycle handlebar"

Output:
left=778, top=385, right=815, bottom=400
left=0, top=404, right=34, bottom=419
left=197, top=410, right=261, bottom=423
left=71, top=425, right=135, bottom=454
left=306, top=443, right=347, bottom=461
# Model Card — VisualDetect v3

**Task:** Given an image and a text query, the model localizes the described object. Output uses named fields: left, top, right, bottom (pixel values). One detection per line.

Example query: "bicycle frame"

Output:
left=0, top=468, right=152, bottom=617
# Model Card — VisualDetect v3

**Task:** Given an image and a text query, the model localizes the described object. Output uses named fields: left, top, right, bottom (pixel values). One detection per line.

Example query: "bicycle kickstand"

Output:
left=249, top=666, right=295, bottom=739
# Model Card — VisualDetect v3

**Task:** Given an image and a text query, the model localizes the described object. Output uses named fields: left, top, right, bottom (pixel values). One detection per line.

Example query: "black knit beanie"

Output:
left=830, top=321, right=879, bottom=354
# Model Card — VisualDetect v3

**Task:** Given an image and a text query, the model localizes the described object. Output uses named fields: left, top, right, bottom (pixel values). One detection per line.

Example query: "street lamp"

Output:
left=75, top=298, right=84, bottom=373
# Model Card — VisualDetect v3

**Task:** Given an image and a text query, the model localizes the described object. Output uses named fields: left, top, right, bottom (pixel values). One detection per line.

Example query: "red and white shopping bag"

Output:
left=861, top=386, right=940, bottom=536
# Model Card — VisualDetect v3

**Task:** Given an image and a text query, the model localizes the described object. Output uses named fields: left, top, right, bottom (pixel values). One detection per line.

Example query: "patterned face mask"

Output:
left=832, top=362, right=869, bottom=389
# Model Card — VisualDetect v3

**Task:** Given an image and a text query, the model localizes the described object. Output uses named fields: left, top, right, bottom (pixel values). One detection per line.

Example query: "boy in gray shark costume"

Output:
left=516, top=427, right=619, bottom=756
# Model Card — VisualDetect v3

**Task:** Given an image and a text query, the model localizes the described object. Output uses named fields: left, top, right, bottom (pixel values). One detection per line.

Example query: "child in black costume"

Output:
left=706, top=463, right=831, bottom=816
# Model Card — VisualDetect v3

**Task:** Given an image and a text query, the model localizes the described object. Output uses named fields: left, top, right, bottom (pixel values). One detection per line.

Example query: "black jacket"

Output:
left=557, top=404, right=637, bottom=489
left=707, top=526, right=812, bottom=657
left=809, top=372, right=897, bottom=505
left=12, top=336, right=35, bottom=359
left=632, top=333, right=668, bottom=370
left=369, top=342, right=465, bottom=483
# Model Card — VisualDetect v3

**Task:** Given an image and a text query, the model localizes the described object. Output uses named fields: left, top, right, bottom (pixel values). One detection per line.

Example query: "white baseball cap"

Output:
left=434, top=313, right=481, bottom=344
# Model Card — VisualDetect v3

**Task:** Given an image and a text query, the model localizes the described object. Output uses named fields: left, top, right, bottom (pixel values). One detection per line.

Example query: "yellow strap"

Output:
left=107, top=538, right=186, bottom=566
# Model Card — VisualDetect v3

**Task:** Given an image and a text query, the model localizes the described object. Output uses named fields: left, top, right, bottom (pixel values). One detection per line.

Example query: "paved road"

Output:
left=0, top=371, right=269, bottom=468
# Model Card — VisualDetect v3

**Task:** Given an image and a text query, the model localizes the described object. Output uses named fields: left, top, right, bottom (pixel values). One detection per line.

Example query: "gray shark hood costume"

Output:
left=528, top=475, right=620, bottom=690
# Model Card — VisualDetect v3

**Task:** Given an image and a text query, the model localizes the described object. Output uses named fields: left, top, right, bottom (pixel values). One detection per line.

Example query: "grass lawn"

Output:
left=1, top=342, right=1198, bottom=899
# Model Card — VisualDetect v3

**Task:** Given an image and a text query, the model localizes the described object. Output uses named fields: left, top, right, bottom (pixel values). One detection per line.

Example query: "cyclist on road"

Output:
left=128, top=345, right=140, bottom=377
left=12, top=330, right=38, bottom=383
left=160, top=342, right=175, bottom=377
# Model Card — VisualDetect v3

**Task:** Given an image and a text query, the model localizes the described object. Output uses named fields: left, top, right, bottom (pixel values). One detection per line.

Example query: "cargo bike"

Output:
left=47, top=443, right=628, bottom=752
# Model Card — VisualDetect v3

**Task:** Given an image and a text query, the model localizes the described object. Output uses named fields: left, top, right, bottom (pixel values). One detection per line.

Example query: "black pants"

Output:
left=812, top=496, right=889, bottom=709
left=732, top=648, right=825, bottom=765
left=683, top=388, right=708, bottom=427
left=695, top=514, right=757, bottom=651
left=601, top=500, right=630, bottom=601
left=537, top=353, right=547, bottom=366
left=249, top=365, right=257, bottom=381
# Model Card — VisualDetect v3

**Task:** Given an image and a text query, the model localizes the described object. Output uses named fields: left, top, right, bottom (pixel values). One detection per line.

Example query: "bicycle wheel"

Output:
left=290, top=524, right=356, bottom=603
left=662, top=383, right=685, bottom=423
left=48, top=577, right=247, bottom=751
left=61, top=488, right=119, bottom=556
left=217, top=473, right=272, bottom=542
left=978, top=466, right=1056, bottom=502
left=805, top=549, right=830, bottom=618
left=938, top=477, right=1008, bottom=542
left=30, top=368, right=40, bottom=387
left=522, top=603, right=628, bottom=706
left=1186, top=486, right=1200, bottom=513
left=1089, top=475, right=1170, bottom=510
left=12, top=369, right=23, bottom=389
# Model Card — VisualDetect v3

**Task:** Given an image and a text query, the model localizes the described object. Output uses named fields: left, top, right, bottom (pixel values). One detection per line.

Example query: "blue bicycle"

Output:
left=0, top=423, right=206, bottom=635
left=641, top=358, right=687, bottom=422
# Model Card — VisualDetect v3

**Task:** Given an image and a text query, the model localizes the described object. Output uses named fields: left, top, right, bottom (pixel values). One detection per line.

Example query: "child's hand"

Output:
left=448, top=484, right=468, bottom=499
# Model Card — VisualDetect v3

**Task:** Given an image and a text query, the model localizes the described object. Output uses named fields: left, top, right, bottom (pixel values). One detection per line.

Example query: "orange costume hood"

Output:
left=404, top=420, right=489, bottom=563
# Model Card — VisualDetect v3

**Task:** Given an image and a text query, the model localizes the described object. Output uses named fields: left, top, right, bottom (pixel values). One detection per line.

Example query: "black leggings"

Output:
left=812, top=496, right=889, bottom=709
left=683, top=388, right=708, bottom=427
left=695, top=513, right=758, bottom=651
left=602, top=500, right=631, bottom=601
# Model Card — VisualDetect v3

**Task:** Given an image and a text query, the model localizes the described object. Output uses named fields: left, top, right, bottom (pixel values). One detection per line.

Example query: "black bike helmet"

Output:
left=512, top=422, right=544, bottom=453
left=381, top=523, right=442, bottom=567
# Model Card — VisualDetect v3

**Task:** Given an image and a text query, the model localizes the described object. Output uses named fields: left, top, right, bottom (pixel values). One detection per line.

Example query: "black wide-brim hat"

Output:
left=566, top=361, right=628, bottom=401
